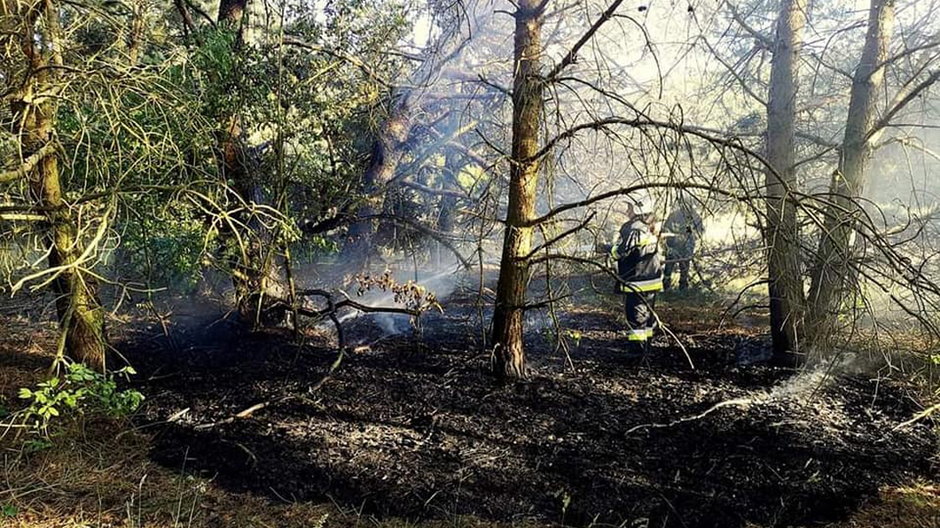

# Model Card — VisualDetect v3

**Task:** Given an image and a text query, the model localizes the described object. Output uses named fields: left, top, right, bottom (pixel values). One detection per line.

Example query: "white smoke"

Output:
left=317, top=262, right=465, bottom=338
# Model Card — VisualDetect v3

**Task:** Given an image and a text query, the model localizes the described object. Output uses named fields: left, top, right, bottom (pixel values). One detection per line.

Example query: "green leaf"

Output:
left=17, top=388, right=32, bottom=399
left=23, top=439, right=52, bottom=453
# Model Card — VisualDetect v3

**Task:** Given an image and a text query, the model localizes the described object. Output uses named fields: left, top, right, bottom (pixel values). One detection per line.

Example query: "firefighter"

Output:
left=662, top=197, right=704, bottom=291
left=606, top=193, right=664, bottom=354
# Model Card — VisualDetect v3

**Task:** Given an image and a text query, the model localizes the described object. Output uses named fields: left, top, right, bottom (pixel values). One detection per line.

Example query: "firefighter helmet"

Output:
left=630, top=189, right=656, bottom=216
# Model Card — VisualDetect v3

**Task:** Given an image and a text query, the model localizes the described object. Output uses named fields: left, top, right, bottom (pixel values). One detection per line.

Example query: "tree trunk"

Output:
left=807, top=0, right=894, bottom=351
left=491, top=0, right=543, bottom=380
left=125, top=0, right=145, bottom=65
left=7, top=0, right=106, bottom=369
left=434, top=152, right=460, bottom=268
left=765, top=0, right=807, bottom=367
left=216, top=0, right=285, bottom=324
left=344, top=97, right=412, bottom=264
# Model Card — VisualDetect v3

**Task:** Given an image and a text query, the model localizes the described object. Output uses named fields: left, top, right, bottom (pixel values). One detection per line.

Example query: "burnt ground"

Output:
left=122, top=287, right=938, bottom=528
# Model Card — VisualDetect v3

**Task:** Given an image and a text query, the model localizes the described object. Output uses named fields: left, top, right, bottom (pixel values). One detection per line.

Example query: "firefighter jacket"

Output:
left=610, top=219, right=664, bottom=293
left=663, top=205, right=704, bottom=259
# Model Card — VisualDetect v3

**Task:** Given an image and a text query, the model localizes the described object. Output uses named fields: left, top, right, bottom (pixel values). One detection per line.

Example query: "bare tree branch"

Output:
left=870, top=69, right=940, bottom=138
left=725, top=1, right=773, bottom=49
left=0, top=142, right=57, bottom=184
left=546, top=0, right=626, bottom=81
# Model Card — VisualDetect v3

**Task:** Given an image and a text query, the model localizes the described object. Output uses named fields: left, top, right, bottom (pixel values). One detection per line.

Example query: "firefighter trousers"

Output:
left=624, top=292, right=657, bottom=353
left=664, top=258, right=691, bottom=290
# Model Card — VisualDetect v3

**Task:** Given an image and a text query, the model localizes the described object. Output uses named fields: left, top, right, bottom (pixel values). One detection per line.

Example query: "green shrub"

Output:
left=17, top=363, right=144, bottom=435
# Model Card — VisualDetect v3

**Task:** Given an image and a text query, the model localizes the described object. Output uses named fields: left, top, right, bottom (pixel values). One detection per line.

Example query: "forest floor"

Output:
left=0, top=274, right=938, bottom=528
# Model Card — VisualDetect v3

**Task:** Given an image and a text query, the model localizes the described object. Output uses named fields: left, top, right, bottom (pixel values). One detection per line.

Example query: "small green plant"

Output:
left=565, top=329, right=583, bottom=347
left=1, top=503, right=18, bottom=518
left=17, top=362, right=144, bottom=434
left=22, top=438, right=53, bottom=453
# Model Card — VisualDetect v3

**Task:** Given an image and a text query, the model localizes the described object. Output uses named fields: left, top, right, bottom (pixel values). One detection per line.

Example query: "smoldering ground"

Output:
left=116, top=269, right=937, bottom=528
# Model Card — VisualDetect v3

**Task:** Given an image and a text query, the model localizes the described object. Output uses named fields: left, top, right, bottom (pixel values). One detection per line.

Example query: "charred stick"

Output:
left=294, top=290, right=420, bottom=317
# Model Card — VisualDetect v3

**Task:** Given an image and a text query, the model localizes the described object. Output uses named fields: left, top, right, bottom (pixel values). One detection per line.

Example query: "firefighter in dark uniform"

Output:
left=662, top=197, right=704, bottom=291
left=607, top=194, right=665, bottom=354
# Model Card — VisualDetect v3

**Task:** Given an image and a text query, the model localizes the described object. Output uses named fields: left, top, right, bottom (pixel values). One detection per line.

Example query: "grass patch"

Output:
left=825, top=482, right=940, bottom=528
left=1, top=420, right=340, bottom=528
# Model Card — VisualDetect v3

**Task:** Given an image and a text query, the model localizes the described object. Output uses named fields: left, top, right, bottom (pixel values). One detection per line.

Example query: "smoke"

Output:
left=624, top=355, right=867, bottom=437
left=372, top=265, right=463, bottom=336
left=315, top=0, right=940, bottom=355
left=764, top=356, right=857, bottom=401
left=313, top=258, right=466, bottom=340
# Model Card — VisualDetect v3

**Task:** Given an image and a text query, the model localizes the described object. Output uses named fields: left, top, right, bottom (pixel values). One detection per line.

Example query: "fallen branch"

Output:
left=625, top=398, right=754, bottom=436
left=295, top=289, right=421, bottom=318
left=893, top=402, right=940, bottom=431
left=401, top=179, right=468, bottom=199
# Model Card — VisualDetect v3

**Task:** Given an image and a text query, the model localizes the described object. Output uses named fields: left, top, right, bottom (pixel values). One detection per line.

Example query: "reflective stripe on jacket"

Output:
left=610, top=232, right=658, bottom=259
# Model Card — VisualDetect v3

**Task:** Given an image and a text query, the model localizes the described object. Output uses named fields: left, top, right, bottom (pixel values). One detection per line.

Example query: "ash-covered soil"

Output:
left=124, top=291, right=938, bottom=528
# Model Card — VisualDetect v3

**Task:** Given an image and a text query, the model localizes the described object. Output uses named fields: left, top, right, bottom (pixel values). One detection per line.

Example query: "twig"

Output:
left=625, top=398, right=754, bottom=436
left=892, top=403, right=940, bottom=431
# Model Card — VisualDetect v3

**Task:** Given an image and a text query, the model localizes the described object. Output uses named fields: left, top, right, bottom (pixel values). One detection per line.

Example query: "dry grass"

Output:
left=0, top=419, right=529, bottom=528
left=825, top=483, right=940, bottom=528
left=0, top=317, right=341, bottom=528
left=0, top=390, right=511, bottom=527
left=1, top=420, right=340, bottom=528
left=0, top=317, right=58, bottom=403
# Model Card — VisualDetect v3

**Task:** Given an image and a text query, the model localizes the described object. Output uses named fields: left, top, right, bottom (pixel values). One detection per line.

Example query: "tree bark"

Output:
left=6, top=0, right=106, bottom=369
left=807, top=0, right=894, bottom=351
left=765, top=0, right=807, bottom=366
left=345, top=103, right=412, bottom=263
left=172, top=0, right=196, bottom=35
left=491, top=0, right=543, bottom=380
left=215, top=0, right=285, bottom=324
left=126, top=0, right=145, bottom=65
left=434, top=151, right=460, bottom=267
left=218, top=0, right=247, bottom=32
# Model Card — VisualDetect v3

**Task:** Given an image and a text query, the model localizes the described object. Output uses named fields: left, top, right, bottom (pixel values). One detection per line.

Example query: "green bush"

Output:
left=17, top=363, right=144, bottom=435
left=117, top=213, right=208, bottom=292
